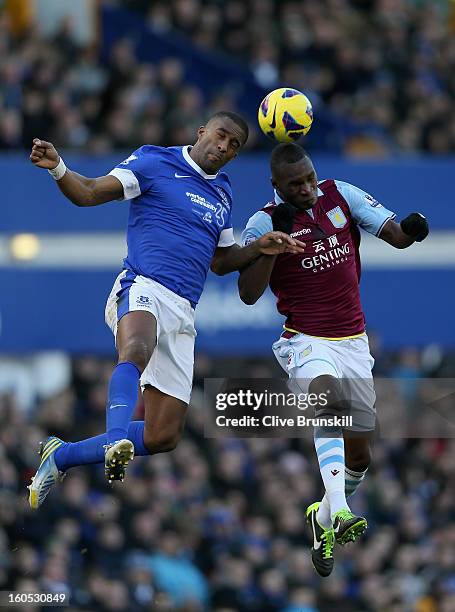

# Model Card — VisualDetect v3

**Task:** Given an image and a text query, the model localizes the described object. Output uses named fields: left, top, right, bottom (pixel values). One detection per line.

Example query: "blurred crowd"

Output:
left=127, top=0, right=455, bottom=154
left=0, top=12, right=208, bottom=153
left=1, top=0, right=455, bottom=154
left=1, top=347, right=455, bottom=612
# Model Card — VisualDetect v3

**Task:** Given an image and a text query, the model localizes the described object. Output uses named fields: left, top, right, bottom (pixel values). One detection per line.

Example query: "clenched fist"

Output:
left=30, top=139, right=60, bottom=169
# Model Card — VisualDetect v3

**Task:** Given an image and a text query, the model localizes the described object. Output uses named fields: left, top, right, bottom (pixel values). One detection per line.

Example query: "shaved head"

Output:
left=270, top=143, right=311, bottom=179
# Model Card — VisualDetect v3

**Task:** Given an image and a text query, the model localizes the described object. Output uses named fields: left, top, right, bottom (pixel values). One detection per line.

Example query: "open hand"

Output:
left=30, top=139, right=60, bottom=169
left=256, top=231, right=305, bottom=256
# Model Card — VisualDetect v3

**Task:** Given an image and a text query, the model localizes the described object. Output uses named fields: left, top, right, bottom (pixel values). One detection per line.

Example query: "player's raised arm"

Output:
left=379, top=213, right=429, bottom=248
left=334, top=180, right=429, bottom=248
left=30, top=139, right=124, bottom=207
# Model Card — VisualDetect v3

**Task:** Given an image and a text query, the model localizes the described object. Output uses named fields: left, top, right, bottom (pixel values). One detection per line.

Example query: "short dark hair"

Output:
left=270, top=143, right=310, bottom=176
left=207, top=111, right=249, bottom=144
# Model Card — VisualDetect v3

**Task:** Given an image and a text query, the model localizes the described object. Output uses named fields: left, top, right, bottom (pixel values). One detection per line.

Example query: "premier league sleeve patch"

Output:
left=326, top=206, right=348, bottom=229
left=364, top=193, right=383, bottom=208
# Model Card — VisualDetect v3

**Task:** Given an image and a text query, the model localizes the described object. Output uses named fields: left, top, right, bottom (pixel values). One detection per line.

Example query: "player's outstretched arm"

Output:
left=30, top=139, right=123, bottom=206
left=379, top=214, right=429, bottom=248
left=211, top=231, right=305, bottom=276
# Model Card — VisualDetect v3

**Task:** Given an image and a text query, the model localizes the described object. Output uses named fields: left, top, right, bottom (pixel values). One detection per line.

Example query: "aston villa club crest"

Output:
left=326, top=206, right=347, bottom=229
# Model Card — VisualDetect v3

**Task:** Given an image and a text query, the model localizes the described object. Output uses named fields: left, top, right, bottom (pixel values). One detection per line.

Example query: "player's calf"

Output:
left=311, top=375, right=352, bottom=517
left=344, top=434, right=372, bottom=473
left=142, top=387, right=188, bottom=455
left=105, top=312, right=157, bottom=451
left=344, top=434, right=371, bottom=499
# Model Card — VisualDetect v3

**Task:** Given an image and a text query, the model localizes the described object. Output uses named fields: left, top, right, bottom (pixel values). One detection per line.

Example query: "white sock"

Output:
left=316, top=494, right=331, bottom=529
left=314, top=433, right=349, bottom=519
left=317, top=466, right=368, bottom=528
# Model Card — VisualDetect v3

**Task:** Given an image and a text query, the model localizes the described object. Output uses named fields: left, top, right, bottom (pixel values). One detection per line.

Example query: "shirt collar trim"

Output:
left=182, top=146, right=218, bottom=180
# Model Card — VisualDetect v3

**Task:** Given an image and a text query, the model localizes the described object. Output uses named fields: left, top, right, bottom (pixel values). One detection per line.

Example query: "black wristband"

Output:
left=271, top=202, right=297, bottom=234
left=400, top=213, right=429, bottom=242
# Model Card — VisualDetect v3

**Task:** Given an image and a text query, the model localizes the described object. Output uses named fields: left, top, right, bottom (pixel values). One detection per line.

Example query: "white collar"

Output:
left=182, top=146, right=218, bottom=180
left=273, top=186, right=324, bottom=205
left=274, top=189, right=284, bottom=204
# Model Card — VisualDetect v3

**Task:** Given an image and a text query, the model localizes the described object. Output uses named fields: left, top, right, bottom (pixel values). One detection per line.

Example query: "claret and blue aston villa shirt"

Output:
left=242, top=180, right=396, bottom=338
left=109, top=145, right=235, bottom=307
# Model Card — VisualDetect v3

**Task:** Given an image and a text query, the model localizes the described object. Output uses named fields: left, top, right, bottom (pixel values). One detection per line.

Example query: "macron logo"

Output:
left=175, top=173, right=192, bottom=178
left=291, top=227, right=311, bottom=238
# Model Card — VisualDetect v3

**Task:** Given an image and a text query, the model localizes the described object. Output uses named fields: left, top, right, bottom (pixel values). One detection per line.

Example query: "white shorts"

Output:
left=272, top=332, right=376, bottom=431
left=105, top=271, right=196, bottom=404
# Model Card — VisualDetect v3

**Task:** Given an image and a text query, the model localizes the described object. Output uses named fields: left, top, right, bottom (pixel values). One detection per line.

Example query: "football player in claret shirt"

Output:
left=27, top=112, right=305, bottom=510
left=239, top=143, right=429, bottom=577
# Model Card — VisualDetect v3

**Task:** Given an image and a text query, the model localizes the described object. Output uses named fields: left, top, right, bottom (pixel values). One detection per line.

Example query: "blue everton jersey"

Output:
left=109, top=145, right=235, bottom=307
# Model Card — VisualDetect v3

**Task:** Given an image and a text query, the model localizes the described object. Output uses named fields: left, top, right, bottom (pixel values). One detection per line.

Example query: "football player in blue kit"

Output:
left=27, top=111, right=305, bottom=508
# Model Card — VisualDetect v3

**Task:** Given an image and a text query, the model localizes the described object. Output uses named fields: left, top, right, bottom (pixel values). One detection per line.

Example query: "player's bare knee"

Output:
left=143, top=430, right=181, bottom=454
left=309, top=374, right=345, bottom=417
left=118, top=337, right=153, bottom=372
